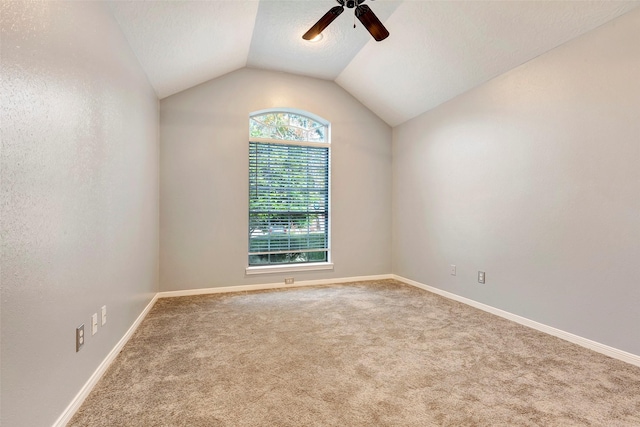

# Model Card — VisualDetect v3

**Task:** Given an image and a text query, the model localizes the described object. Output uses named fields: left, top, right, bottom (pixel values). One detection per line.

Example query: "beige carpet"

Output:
left=70, top=280, right=640, bottom=426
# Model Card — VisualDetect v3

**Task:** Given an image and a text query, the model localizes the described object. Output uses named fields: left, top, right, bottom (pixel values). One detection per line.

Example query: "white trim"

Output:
left=55, top=274, right=395, bottom=424
left=250, top=108, right=329, bottom=128
left=245, top=262, right=334, bottom=275
left=56, top=273, right=639, bottom=426
left=392, top=275, right=640, bottom=368
left=52, top=294, right=159, bottom=427
left=158, top=274, right=394, bottom=298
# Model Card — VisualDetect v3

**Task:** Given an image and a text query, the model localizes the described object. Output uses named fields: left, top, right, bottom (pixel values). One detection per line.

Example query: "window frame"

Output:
left=245, top=109, right=333, bottom=275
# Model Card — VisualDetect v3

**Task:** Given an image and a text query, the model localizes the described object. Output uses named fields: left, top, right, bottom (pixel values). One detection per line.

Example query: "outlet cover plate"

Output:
left=76, top=324, right=85, bottom=352
left=91, top=313, right=98, bottom=335
left=478, top=271, right=486, bottom=284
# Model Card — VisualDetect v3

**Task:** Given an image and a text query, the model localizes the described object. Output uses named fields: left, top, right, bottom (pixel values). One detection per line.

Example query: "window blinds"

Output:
left=249, top=142, right=329, bottom=265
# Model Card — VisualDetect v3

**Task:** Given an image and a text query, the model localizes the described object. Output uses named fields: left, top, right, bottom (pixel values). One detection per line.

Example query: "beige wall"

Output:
left=392, top=10, right=640, bottom=355
left=160, top=68, right=392, bottom=291
left=0, top=2, right=159, bottom=426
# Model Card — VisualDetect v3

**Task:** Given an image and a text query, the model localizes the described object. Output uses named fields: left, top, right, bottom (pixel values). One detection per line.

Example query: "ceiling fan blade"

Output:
left=355, top=4, right=389, bottom=41
left=303, top=6, right=345, bottom=40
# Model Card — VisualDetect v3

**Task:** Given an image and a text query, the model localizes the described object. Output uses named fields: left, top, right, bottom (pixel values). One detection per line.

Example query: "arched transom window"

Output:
left=249, top=111, right=327, bottom=142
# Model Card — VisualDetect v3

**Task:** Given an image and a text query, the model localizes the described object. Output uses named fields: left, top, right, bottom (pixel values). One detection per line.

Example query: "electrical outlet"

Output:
left=101, top=305, right=107, bottom=326
left=450, top=265, right=457, bottom=276
left=284, top=278, right=294, bottom=285
left=91, top=313, right=98, bottom=335
left=478, top=271, right=486, bottom=284
left=76, top=324, right=85, bottom=352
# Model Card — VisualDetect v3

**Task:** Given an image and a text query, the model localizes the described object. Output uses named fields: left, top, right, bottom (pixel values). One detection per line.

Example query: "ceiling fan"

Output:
left=303, top=0, right=390, bottom=42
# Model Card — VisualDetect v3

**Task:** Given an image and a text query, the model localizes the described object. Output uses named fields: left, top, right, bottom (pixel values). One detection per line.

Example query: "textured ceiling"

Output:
left=110, top=0, right=639, bottom=126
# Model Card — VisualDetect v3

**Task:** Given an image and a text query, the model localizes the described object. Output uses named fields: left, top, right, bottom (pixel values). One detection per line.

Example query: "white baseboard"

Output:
left=54, top=273, right=639, bottom=426
left=52, top=294, right=159, bottom=427
left=393, top=275, right=640, bottom=368
left=157, top=274, right=394, bottom=298
left=53, top=274, right=392, bottom=425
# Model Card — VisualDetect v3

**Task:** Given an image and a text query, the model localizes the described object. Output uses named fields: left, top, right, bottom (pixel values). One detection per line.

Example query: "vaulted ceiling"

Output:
left=109, top=1, right=639, bottom=126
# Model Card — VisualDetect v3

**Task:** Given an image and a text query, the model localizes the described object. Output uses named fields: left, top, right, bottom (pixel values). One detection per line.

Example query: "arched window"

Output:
left=247, top=110, right=331, bottom=272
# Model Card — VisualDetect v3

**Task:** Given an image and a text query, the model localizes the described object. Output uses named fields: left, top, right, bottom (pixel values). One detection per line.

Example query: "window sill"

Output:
left=245, top=262, right=334, bottom=276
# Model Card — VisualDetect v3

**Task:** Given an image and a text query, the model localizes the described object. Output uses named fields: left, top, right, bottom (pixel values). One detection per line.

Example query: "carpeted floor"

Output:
left=69, top=280, right=640, bottom=426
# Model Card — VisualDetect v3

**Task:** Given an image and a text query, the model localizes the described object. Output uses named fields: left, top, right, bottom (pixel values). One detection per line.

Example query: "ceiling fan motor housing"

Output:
left=344, top=0, right=365, bottom=8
